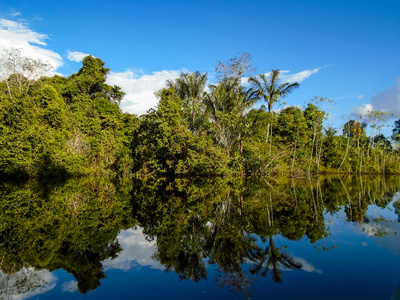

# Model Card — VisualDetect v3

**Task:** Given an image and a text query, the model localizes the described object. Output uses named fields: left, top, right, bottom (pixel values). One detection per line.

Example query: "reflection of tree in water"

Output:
left=206, top=193, right=257, bottom=299
left=249, top=236, right=301, bottom=283
left=0, top=268, right=56, bottom=300
left=134, top=176, right=400, bottom=298
left=0, top=178, right=135, bottom=294
left=338, top=176, right=399, bottom=224
left=216, top=269, right=255, bottom=300
left=152, top=214, right=208, bottom=282
left=394, top=199, right=400, bottom=222
left=57, top=239, right=122, bottom=293
left=1, top=175, right=399, bottom=297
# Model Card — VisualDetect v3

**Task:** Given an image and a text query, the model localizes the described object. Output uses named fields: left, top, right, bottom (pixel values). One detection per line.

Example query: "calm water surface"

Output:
left=1, top=176, right=400, bottom=299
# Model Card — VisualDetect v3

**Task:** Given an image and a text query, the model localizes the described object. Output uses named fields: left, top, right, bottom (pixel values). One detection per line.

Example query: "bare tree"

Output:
left=215, top=52, right=256, bottom=80
left=0, top=48, right=51, bottom=99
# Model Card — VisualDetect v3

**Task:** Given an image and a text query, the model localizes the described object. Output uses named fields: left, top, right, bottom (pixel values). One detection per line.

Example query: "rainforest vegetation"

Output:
left=0, top=49, right=399, bottom=179
left=0, top=175, right=398, bottom=295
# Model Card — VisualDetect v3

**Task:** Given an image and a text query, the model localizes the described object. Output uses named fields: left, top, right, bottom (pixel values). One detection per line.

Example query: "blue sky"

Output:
left=0, top=0, right=399, bottom=135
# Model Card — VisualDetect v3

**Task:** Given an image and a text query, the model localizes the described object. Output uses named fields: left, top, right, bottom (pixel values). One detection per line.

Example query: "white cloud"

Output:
left=279, top=67, right=322, bottom=83
left=62, top=280, right=78, bottom=293
left=103, top=227, right=163, bottom=271
left=372, top=222, right=400, bottom=255
left=0, top=18, right=63, bottom=72
left=352, top=103, right=374, bottom=118
left=241, top=76, right=249, bottom=86
left=9, top=11, right=22, bottom=17
left=247, top=255, right=322, bottom=274
left=66, top=50, right=90, bottom=62
left=294, top=257, right=322, bottom=274
left=370, top=75, right=400, bottom=117
left=107, top=69, right=181, bottom=116
left=242, top=67, right=323, bottom=87
left=352, top=75, right=400, bottom=118
left=0, top=268, right=57, bottom=300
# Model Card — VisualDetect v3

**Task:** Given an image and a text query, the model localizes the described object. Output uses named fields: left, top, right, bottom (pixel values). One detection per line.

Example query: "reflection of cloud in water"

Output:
left=248, top=256, right=322, bottom=274
left=294, top=257, right=322, bottom=274
left=0, top=267, right=57, bottom=300
left=372, top=222, right=400, bottom=255
left=359, top=192, right=400, bottom=255
left=360, top=222, right=390, bottom=237
left=62, top=280, right=78, bottom=293
left=103, top=227, right=162, bottom=271
left=365, top=192, right=400, bottom=222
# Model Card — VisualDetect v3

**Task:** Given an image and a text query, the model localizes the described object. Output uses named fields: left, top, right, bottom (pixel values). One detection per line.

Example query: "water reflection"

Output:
left=0, top=175, right=399, bottom=299
left=103, top=227, right=162, bottom=271
left=0, top=268, right=57, bottom=300
left=0, top=178, right=136, bottom=295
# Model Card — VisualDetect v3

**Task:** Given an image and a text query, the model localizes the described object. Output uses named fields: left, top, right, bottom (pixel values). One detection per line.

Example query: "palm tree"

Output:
left=166, top=71, right=207, bottom=133
left=204, top=78, right=258, bottom=156
left=248, top=70, right=300, bottom=112
left=248, top=236, right=302, bottom=283
left=248, top=70, right=300, bottom=156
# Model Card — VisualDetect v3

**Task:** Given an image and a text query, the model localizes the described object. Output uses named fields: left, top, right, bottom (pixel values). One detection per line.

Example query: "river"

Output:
left=0, top=175, right=399, bottom=299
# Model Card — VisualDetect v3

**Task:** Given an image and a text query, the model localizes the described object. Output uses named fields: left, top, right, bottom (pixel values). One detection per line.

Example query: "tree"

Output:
left=132, top=88, right=229, bottom=176
left=166, top=71, right=208, bottom=133
left=277, top=106, right=308, bottom=173
left=373, top=133, right=392, bottom=151
left=215, top=52, right=256, bottom=80
left=392, top=119, right=400, bottom=143
left=342, top=120, right=367, bottom=156
left=248, top=70, right=299, bottom=112
left=303, top=97, right=334, bottom=174
left=249, top=236, right=302, bottom=283
left=204, top=78, right=258, bottom=157
left=343, top=120, right=366, bottom=138
left=73, top=55, right=110, bottom=96
left=360, top=110, right=391, bottom=156
left=0, top=48, right=51, bottom=99
left=324, top=126, right=338, bottom=137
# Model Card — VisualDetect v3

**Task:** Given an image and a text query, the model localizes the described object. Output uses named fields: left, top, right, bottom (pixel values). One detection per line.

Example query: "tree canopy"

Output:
left=0, top=51, right=399, bottom=178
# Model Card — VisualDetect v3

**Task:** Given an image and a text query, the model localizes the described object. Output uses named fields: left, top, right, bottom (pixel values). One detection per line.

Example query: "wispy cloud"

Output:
left=242, top=66, right=325, bottom=86
left=294, top=257, right=322, bottom=274
left=9, top=11, right=21, bottom=17
left=279, top=67, right=323, bottom=83
left=0, top=18, right=62, bottom=72
left=107, top=69, right=181, bottom=116
left=66, top=50, right=90, bottom=62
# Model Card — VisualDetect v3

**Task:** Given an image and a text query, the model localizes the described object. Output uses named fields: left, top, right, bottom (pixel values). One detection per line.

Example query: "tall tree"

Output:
left=204, top=78, right=257, bottom=157
left=392, top=119, right=400, bottom=143
left=248, top=70, right=299, bottom=112
left=166, top=71, right=207, bottom=133
left=343, top=120, right=366, bottom=138
left=215, top=52, right=256, bottom=80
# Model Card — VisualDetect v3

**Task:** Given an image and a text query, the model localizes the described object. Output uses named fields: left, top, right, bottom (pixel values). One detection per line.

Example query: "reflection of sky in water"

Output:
left=365, top=191, right=400, bottom=222
left=0, top=268, right=57, bottom=300
left=5, top=192, right=400, bottom=299
left=103, top=227, right=162, bottom=271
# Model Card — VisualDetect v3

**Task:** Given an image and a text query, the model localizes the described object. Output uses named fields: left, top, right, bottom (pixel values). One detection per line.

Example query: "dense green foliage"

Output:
left=1, top=175, right=398, bottom=296
left=1, top=50, right=399, bottom=177
left=0, top=53, right=136, bottom=179
left=0, top=177, right=136, bottom=294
